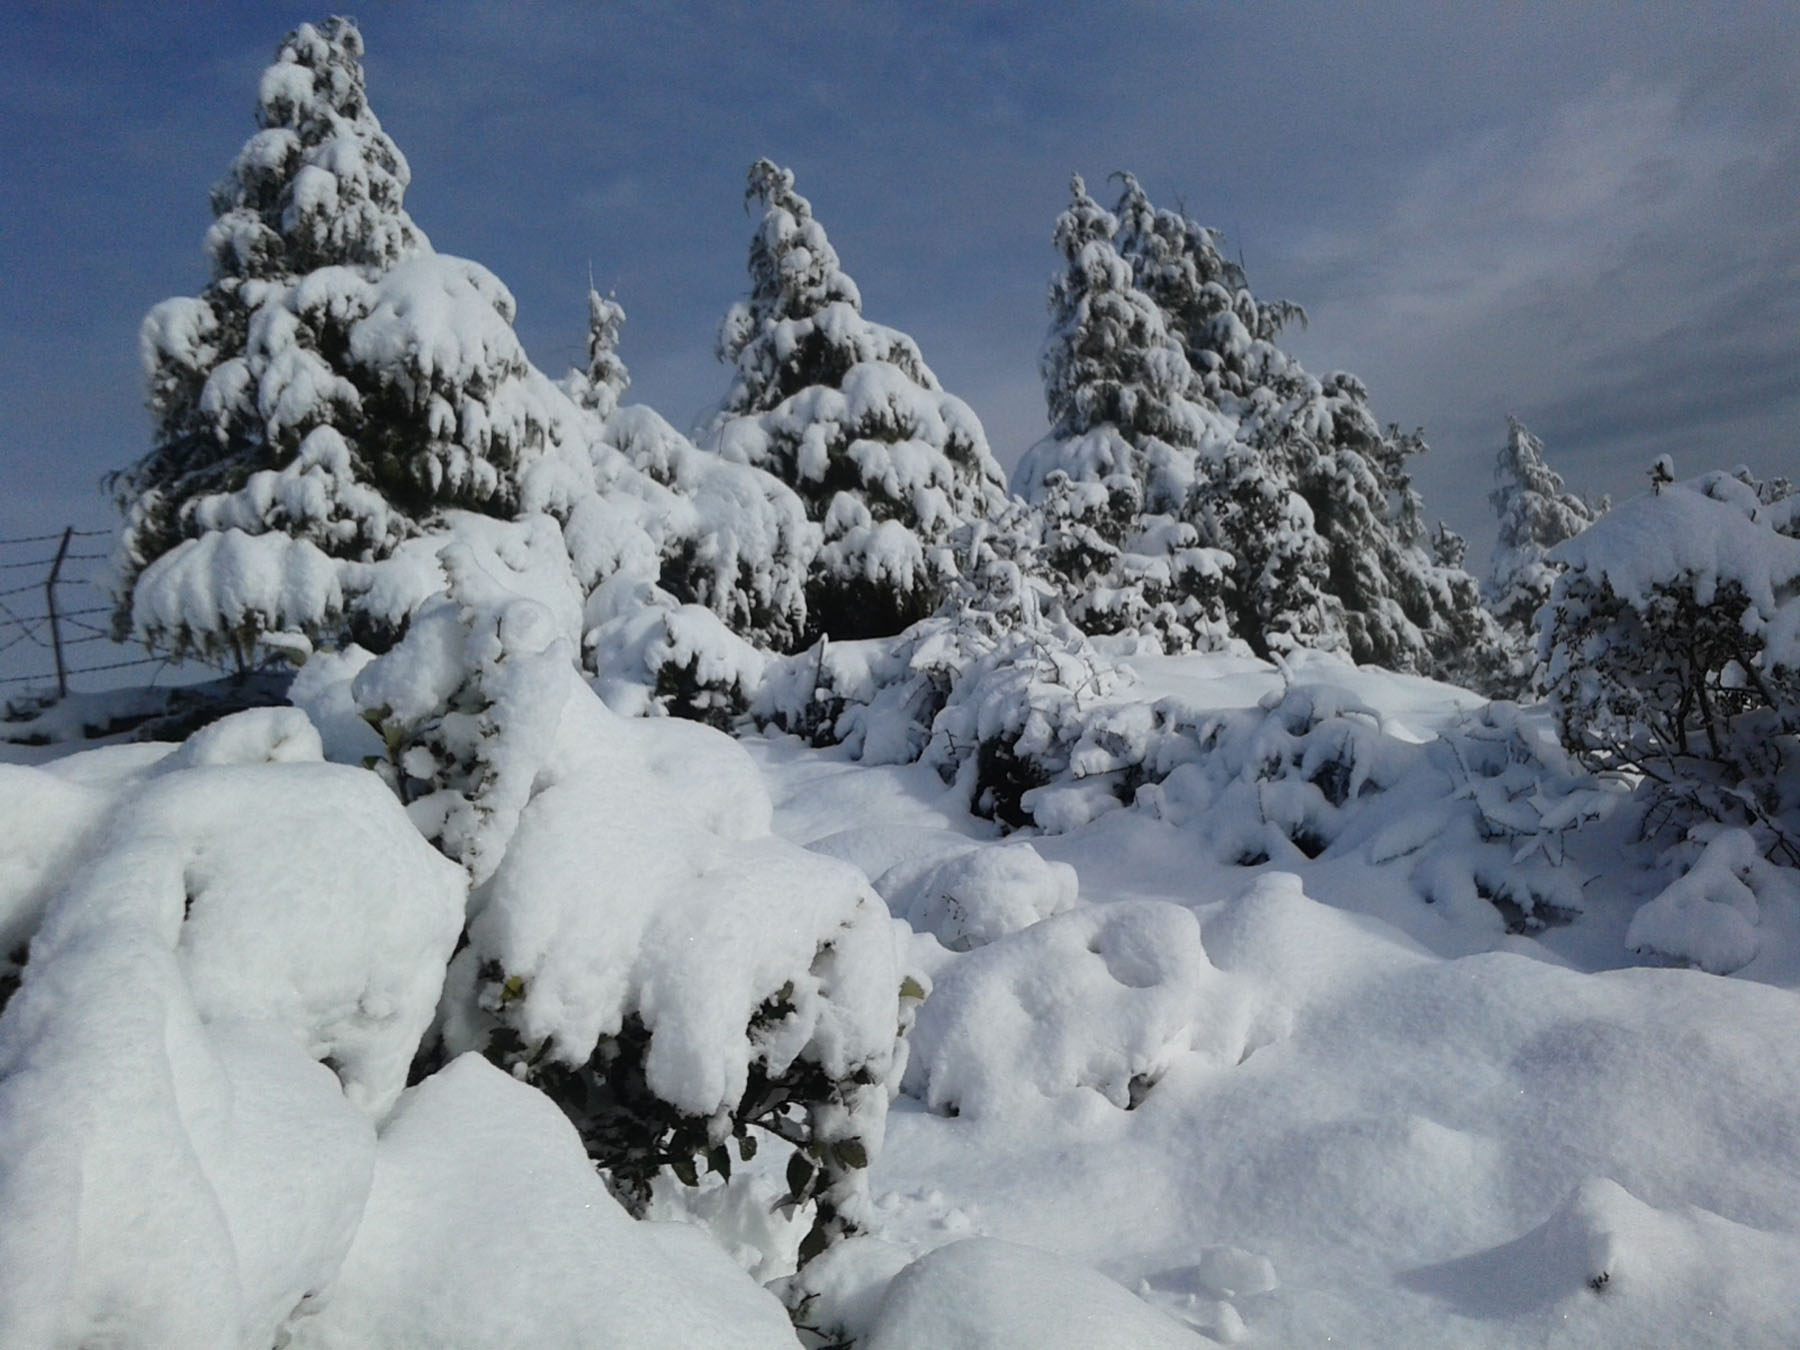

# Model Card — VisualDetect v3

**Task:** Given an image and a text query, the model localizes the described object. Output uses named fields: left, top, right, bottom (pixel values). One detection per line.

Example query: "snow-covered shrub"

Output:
left=591, top=401, right=818, bottom=655
left=1625, top=828, right=1796, bottom=974
left=437, top=679, right=903, bottom=1263
left=346, top=516, right=584, bottom=884
left=289, top=534, right=907, bottom=1264
left=705, top=160, right=1010, bottom=641
left=111, top=19, right=597, bottom=665
left=1541, top=469, right=1800, bottom=862
left=903, top=901, right=1248, bottom=1120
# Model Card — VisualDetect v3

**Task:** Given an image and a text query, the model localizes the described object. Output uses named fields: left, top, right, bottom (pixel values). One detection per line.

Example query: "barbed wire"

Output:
left=1, top=655, right=168, bottom=687
left=0, top=529, right=110, bottom=546
left=0, top=530, right=138, bottom=696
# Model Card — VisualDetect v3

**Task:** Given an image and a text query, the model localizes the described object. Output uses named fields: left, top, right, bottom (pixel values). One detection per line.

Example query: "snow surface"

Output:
left=8, top=627, right=1800, bottom=1347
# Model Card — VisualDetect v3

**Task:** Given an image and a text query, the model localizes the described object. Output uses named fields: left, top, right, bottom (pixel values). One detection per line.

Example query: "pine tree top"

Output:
left=207, top=17, right=425, bottom=283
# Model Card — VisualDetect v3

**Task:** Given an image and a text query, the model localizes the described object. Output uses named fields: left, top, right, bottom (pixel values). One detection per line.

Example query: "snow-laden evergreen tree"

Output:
left=1109, top=174, right=1500, bottom=679
left=1486, top=416, right=1598, bottom=633
left=704, top=160, right=1009, bottom=641
left=1011, top=175, right=1235, bottom=652
left=112, top=18, right=582, bottom=663
left=566, top=286, right=631, bottom=421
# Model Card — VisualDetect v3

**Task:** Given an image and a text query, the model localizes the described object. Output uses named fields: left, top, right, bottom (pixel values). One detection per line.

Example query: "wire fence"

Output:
left=0, top=527, right=170, bottom=697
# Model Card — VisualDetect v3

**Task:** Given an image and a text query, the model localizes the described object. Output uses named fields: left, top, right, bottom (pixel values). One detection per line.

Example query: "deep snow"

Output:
left=3, top=649, right=1799, bottom=1347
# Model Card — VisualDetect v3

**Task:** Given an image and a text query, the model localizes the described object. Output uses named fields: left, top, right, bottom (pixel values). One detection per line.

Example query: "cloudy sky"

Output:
left=3, top=1, right=1796, bottom=564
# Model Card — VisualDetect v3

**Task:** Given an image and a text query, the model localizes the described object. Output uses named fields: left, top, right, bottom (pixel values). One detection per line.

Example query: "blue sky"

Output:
left=3, top=2, right=1796, bottom=559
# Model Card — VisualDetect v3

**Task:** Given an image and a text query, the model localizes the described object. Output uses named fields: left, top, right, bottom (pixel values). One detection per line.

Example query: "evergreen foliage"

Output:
left=1013, top=175, right=1234, bottom=652
left=1486, top=416, right=1599, bottom=632
left=111, top=18, right=576, bottom=662
left=705, top=160, right=1009, bottom=642
left=1106, top=174, right=1504, bottom=680
left=567, top=287, right=631, bottom=421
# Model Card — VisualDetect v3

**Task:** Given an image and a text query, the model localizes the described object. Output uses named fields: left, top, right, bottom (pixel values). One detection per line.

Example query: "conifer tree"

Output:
left=704, top=160, right=1008, bottom=641
left=1112, top=175, right=1499, bottom=679
left=1486, top=416, right=1598, bottom=633
left=566, top=287, right=631, bottom=421
left=1012, top=175, right=1234, bottom=651
left=113, top=18, right=579, bottom=662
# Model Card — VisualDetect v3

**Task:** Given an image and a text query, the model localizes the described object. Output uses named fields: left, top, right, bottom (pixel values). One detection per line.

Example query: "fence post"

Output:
left=46, top=526, right=73, bottom=699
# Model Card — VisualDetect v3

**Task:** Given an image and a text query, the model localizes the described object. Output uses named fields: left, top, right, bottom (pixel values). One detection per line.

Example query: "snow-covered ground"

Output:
left=4, top=648, right=1798, bottom=1347
left=744, top=684, right=1800, bottom=1345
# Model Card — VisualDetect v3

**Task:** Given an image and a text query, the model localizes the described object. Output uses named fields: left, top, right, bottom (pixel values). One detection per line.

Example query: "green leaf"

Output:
left=670, top=1154, right=699, bottom=1187
left=832, top=1138, right=868, bottom=1170
left=738, top=1134, right=759, bottom=1162
left=500, top=974, right=525, bottom=1006
left=707, top=1145, right=731, bottom=1181
left=797, top=1223, right=829, bottom=1266
left=786, top=1150, right=815, bottom=1199
left=899, top=975, right=927, bottom=1002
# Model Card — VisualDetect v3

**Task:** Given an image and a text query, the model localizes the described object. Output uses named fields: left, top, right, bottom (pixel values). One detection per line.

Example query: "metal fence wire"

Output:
left=0, top=528, right=165, bottom=694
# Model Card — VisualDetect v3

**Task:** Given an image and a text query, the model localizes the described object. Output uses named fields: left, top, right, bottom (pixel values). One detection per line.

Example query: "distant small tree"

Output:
left=566, top=287, right=631, bottom=421
left=704, top=160, right=1008, bottom=642
left=1486, top=417, right=1598, bottom=633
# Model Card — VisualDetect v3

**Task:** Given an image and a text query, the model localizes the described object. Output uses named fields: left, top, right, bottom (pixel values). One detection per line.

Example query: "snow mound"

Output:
left=284, top=1054, right=797, bottom=1350
left=1626, top=828, right=1791, bottom=974
left=0, top=710, right=465, bottom=1348
left=904, top=900, right=1253, bottom=1119
left=1400, top=1176, right=1800, bottom=1342
left=864, top=1237, right=1209, bottom=1349
left=875, top=841, right=1079, bottom=950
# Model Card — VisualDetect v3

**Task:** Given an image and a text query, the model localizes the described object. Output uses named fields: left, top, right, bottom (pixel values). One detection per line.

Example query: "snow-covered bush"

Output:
left=705, top=160, right=1010, bottom=641
left=291, top=541, right=907, bottom=1265
left=112, top=19, right=592, bottom=665
left=903, top=900, right=1244, bottom=1119
left=1541, top=469, right=1800, bottom=862
left=872, top=841, right=1079, bottom=952
left=1625, top=827, right=1796, bottom=974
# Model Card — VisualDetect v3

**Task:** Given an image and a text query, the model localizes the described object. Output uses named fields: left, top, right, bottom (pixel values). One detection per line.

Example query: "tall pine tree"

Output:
left=704, top=160, right=1008, bottom=641
left=113, top=18, right=581, bottom=662
left=1012, top=175, right=1234, bottom=651
left=1111, top=175, right=1499, bottom=679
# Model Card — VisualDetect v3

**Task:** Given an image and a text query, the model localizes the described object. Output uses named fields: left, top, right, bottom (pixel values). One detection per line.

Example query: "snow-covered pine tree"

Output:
left=1486, top=416, right=1599, bottom=633
left=566, top=286, right=631, bottom=421
left=112, top=18, right=579, bottom=664
left=1011, top=175, right=1234, bottom=652
left=704, top=160, right=1009, bottom=642
left=1114, top=175, right=1498, bottom=679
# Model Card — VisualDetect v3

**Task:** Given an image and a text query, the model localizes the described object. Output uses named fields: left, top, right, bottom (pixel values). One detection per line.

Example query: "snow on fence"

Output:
left=0, top=527, right=163, bottom=698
